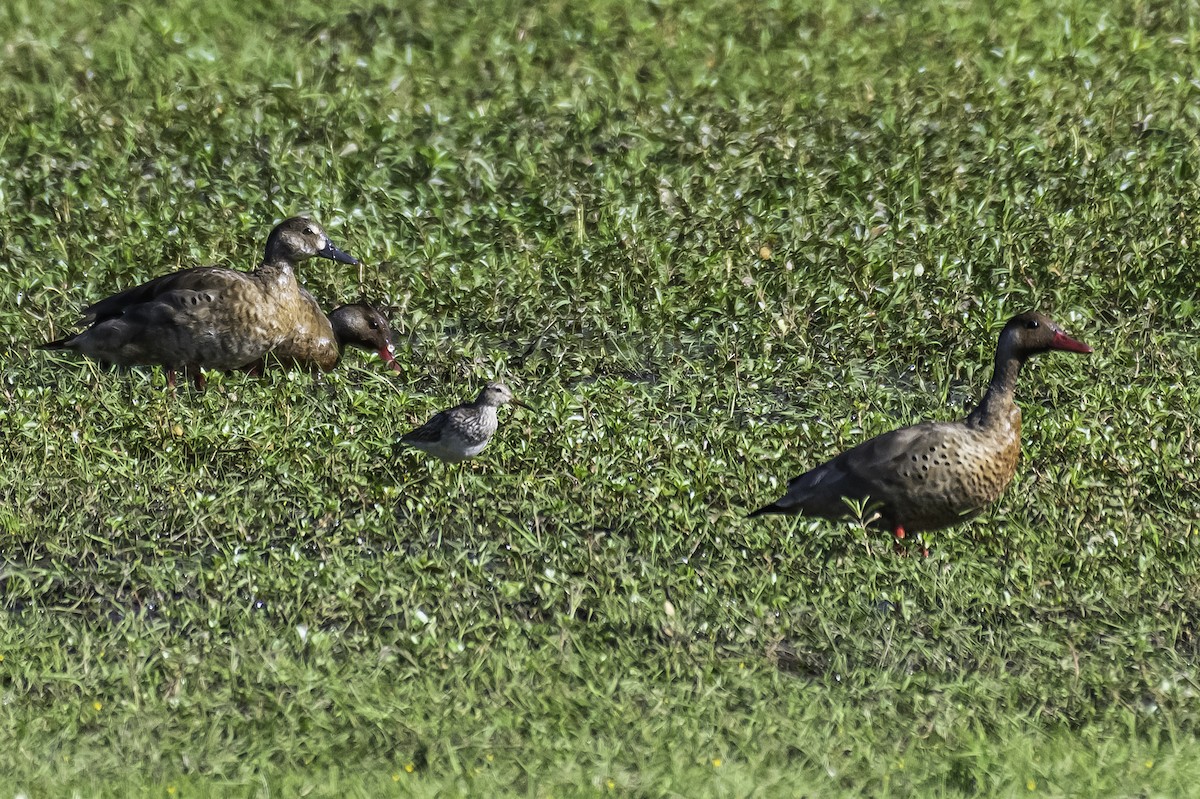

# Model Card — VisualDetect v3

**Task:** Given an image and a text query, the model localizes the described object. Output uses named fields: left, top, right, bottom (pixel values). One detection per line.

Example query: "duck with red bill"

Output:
left=749, top=311, right=1093, bottom=552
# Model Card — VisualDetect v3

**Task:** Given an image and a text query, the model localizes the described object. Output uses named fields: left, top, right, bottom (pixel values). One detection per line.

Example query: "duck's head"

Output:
left=328, top=303, right=401, bottom=372
left=264, top=217, right=359, bottom=266
left=1000, top=311, right=1093, bottom=359
left=476, top=381, right=530, bottom=409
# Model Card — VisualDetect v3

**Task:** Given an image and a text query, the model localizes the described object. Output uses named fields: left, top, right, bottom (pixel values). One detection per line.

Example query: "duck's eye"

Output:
left=303, top=227, right=314, bottom=236
left=1025, top=319, right=1040, bottom=329
left=369, top=320, right=379, bottom=330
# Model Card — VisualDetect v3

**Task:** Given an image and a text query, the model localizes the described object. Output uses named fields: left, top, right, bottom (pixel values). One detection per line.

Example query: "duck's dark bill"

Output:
left=319, top=241, right=360, bottom=265
left=1050, top=331, right=1092, bottom=354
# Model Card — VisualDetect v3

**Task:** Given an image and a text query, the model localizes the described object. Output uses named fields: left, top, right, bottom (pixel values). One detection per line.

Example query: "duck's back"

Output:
left=81, top=267, right=235, bottom=323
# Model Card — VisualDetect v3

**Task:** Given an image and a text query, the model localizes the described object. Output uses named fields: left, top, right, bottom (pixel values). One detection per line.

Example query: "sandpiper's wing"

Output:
left=401, top=409, right=455, bottom=445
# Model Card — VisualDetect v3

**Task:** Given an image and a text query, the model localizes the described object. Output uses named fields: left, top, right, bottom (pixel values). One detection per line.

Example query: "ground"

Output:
left=2, top=0, right=1200, bottom=795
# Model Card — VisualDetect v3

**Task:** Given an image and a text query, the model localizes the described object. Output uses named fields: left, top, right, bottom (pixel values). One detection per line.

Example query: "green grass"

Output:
left=3, top=0, right=1200, bottom=794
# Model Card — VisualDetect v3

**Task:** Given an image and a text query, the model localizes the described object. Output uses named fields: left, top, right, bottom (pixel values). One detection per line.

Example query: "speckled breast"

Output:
left=885, top=417, right=1022, bottom=533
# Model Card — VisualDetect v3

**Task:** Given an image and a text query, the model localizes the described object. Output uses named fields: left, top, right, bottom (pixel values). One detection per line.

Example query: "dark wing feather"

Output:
left=401, top=410, right=451, bottom=445
left=82, top=266, right=240, bottom=323
left=772, top=421, right=950, bottom=518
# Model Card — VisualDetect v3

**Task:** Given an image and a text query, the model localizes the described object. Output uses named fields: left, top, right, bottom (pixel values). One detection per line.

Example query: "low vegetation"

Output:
left=2, top=0, right=1199, bottom=795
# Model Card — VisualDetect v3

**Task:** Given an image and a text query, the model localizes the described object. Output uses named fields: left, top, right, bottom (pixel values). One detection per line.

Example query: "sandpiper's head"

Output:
left=1000, top=311, right=1093, bottom=359
left=264, top=217, right=359, bottom=266
left=475, top=381, right=527, bottom=408
left=328, top=303, right=401, bottom=372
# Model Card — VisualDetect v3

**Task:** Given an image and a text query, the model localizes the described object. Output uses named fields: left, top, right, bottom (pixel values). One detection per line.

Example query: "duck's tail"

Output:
left=37, top=337, right=72, bottom=351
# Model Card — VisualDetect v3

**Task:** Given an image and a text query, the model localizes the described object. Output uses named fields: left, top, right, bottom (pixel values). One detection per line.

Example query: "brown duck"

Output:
left=749, top=312, right=1092, bottom=543
left=260, top=295, right=402, bottom=373
left=39, top=217, right=358, bottom=388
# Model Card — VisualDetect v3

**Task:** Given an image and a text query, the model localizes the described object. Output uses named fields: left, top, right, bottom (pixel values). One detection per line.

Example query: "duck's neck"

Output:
left=328, top=334, right=354, bottom=364
left=252, top=261, right=300, bottom=296
left=966, top=350, right=1022, bottom=429
left=256, top=259, right=297, bottom=278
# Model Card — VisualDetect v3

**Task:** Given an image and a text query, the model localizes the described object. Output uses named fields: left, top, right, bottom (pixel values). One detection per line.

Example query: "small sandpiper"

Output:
left=399, top=382, right=527, bottom=462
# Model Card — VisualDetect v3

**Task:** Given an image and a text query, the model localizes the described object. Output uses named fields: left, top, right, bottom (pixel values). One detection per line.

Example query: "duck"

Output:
left=399, top=382, right=527, bottom=462
left=39, top=216, right=359, bottom=389
left=259, top=295, right=402, bottom=374
left=749, top=312, right=1092, bottom=545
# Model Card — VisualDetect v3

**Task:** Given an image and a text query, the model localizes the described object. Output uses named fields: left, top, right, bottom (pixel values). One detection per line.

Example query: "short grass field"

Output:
left=3, top=0, right=1200, bottom=795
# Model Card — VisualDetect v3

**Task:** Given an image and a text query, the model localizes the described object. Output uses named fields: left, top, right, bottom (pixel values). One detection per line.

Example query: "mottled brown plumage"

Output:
left=749, top=312, right=1092, bottom=541
left=40, top=217, right=358, bottom=388
left=262, top=294, right=401, bottom=373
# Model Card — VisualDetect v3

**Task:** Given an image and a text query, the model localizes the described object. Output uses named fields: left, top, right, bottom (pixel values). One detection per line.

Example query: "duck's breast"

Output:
left=268, top=289, right=339, bottom=370
left=880, top=410, right=1022, bottom=531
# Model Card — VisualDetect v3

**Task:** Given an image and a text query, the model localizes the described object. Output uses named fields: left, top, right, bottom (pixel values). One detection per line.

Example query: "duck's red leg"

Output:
left=894, top=525, right=906, bottom=540
left=191, top=369, right=206, bottom=392
left=166, top=368, right=177, bottom=390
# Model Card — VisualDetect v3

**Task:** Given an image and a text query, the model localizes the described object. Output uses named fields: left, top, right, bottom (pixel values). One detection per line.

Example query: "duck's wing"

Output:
left=753, top=421, right=951, bottom=518
left=81, top=266, right=244, bottom=324
left=820, top=421, right=951, bottom=493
